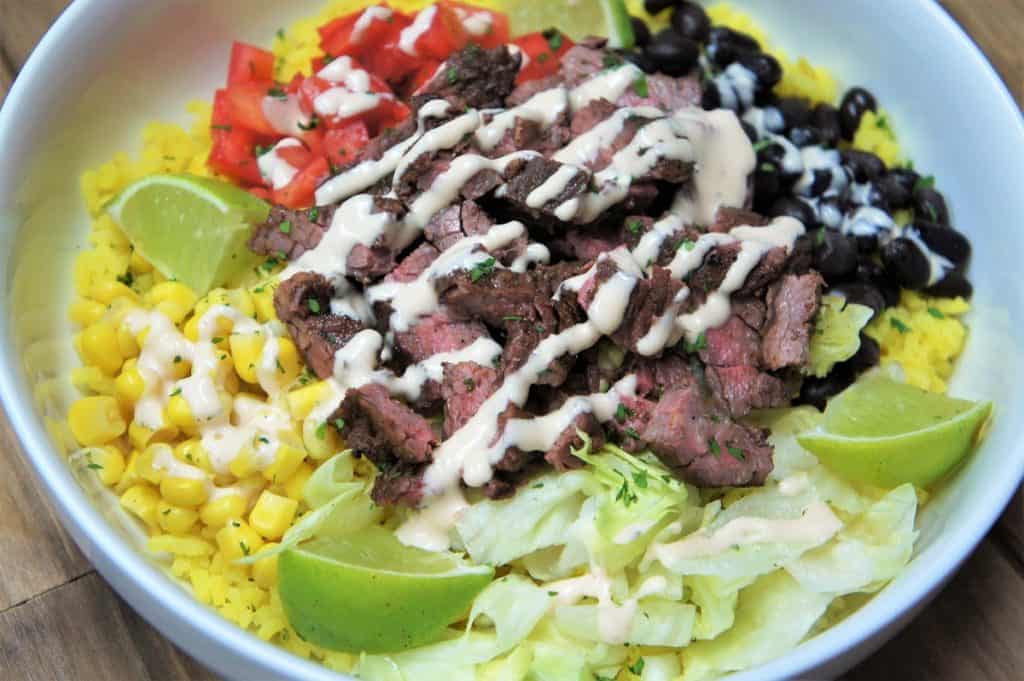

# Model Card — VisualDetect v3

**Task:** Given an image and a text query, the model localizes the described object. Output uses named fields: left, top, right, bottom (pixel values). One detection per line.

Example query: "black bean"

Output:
left=799, top=366, right=856, bottom=411
left=914, top=221, right=971, bottom=266
left=644, top=0, right=677, bottom=15
left=706, top=27, right=759, bottom=67
left=913, top=187, right=950, bottom=225
left=829, top=282, right=887, bottom=318
left=644, top=30, right=700, bottom=76
left=671, top=1, right=711, bottom=42
left=753, top=167, right=782, bottom=205
left=848, top=334, right=881, bottom=371
left=924, top=270, right=973, bottom=298
left=621, top=49, right=658, bottom=74
left=788, top=125, right=821, bottom=148
left=769, top=196, right=815, bottom=226
left=806, top=169, right=833, bottom=197
left=841, top=149, right=887, bottom=183
left=818, top=196, right=845, bottom=229
left=856, top=258, right=900, bottom=307
left=810, top=103, right=842, bottom=147
left=738, top=51, right=782, bottom=90
left=854, top=234, right=880, bottom=254
left=814, top=230, right=859, bottom=283
left=630, top=17, right=653, bottom=46
left=876, top=168, right=917, bottom=209
left=881, top=237, right=931, bottom=289
left=775, top=97, right=812, bottom=129
left=839, top=87, right=878, bottom=140
left=701, top=81, right=721, bottom=109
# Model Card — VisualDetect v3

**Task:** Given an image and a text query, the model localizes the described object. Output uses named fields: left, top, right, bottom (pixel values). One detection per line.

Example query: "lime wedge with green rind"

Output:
left=496, top=0, right=641, bottom=44
left=797, top=374, right=992, bottom=489
left=278, top=525, right=494, bottom=653
left=106, top=173, right=269, bottom=296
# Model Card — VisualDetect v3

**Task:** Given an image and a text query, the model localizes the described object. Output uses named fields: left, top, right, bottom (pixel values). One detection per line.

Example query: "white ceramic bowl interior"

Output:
left=1, top=1, right=1022, bottom=679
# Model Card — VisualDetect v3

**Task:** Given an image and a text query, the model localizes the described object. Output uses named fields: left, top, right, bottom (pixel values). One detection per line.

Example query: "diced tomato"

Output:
left=320, top=6, right=397, bottom=60
left=447, top=3, right=509, bottom=49
left=224, top=80, right=280, bottom=136
left=408, top=59, right=443, bottom=95
left=296, top=69, right=402, bottom=136
left=513, top=29, right=575, bottom=84
left=227, top=42, right=276, bottom=85
left=408, top=3, right=468, bottom=61
left=208, top=89, right=266, bottom=186
left=275, top=143, right=316, bottom=169
left=273, top=156, right=330, bottom=209
left=323, top=122, right=370, bottom=168
left=248, top=186, right=273, bottom=201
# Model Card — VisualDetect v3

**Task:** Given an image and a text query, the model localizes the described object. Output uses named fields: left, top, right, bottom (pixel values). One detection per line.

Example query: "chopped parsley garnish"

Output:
left=298, top=114, right=319, bottom=131
left=211, top=336, right=224, bottom=344
left=86, top=462, right=103, bottom=470
left=615, top=403, right=632, bottom=423
left=254, top=143, right=272, bottom=157
left=628, top=658, right=646, bottom=675
left=633, top=74, right=649, bottom=98
left=333, top=418, right=346, bottom=431
left=624, top=427, right=642, bottom=440
left=469, top=257, right=496, bottom=283
left=815, top=228, right=827, bottom=246
left=306, top=298, right=322, bottom=314
left=536, top=52, right=551, bottom=63
left=759, top=161, right=777, bottom=173
left=751, top=138, right=772, bottom=152
left=676, top=238, right=696, bottom=251
left=544, top=29, right=564, bottom=52
left=502, top=315, right=524, bottom=322
left=708, top=438, right=721, bottom=457
left=875, top=113, right=890, bottom=131
left=253, top=286, right=265, bottom=294
left=315, top=422, right=328, bottom=440
left=446, top=67, right=459, bottom=85
left=914, top=175, right=936, bottom=193
left=267, top=86, right=288, bottom=100
left=602, top=53, right=624, bottom=69
left=727, top=446, right=746, bottom=461
left=535, top=324, right=546, bottom=333
left=279, top=219, right=292, bottom=234
left=927, top=306, right=945, bottom=319
left=627, top=218, right=644, bottom=235
left=463, top=377, right=476, bottom=391
left=239, top=541, right=251, bottom=557
left=257, top=436, right=270, bottom=444
left=211, top=124, right=232, bottom=131
left=615, top=474, right=638, bottom=507
left=890, top=317, right=911, bottom=334
left=533, top=483, right=545, bottom=489
left=632, top=470, right=648, bottom=489
left=685, top=332, right=707, bottom=353
left=308, top=206, right=320, bottom=221
left=116, top=270, right=134, bottom=287
left=170, top=387, right=182, bottom=397
left=173, top=355, right=182, bottom=364
left=276, top=358, right=286, bottom=374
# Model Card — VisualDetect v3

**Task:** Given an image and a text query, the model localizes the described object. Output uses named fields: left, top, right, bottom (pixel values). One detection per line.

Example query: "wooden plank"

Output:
left=846, top=539, right=1024, bottom=680
left=941, top=0, right=1024, bottom=101
left=0, top=572, right=217, bottom=681
left=0, top=0, right=69, bottom=69
left=0, top=421, right=91, bottom=611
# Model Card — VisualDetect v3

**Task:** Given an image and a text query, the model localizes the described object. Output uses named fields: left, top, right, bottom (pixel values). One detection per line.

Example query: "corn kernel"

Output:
left=249, top=491, right=298, bottom=540
left=130, top=250, right=154, bottom=273
left=252, top=544, right=280, bottom=589
left=275, top=337, right=302, bottom=385
left=84, top=446, right=125, bottom=486
left=69, top=299, right=106, bottom=327
left=287, top=380, right=331, bottom=420
left=148, top=534, right=214, bottom=557
left=121, top=483, right=161, bottom=527
left=165, top=394, right=197, bottom=433
left=264, top=444, right=305, bottom=486
left=183, top=315, right=201, bottom=342
left=204, top=287, right=256, bottom=319
left=251, top=285, right=277, bottom=322
left=157, top=500, right=199, bottom=535
left=68, top=396, right=126, bottom=446
left=118, top=450, right=142, bottom=492
left=161, top=476, right=210, bottom=508
left=90, top=280, right=139, bottom=305
left=302, top=416, right=337, bottom=461
left=216, top=520, right=264, bottom=561
left=147, top=281, right=198, bottom=324
left=136, top=444, right=165, bottom=484
left=71, top=366, right=117, bottom=396
left=229, top=333, right=264, bottom=384
left=117, top=325, right=140, bottom=359
left=129, top=420, right=178, bottom=450
left=174, top=439, right=213, bottom=473
left=200, top=492, right=247, bottom=528
left=228, top=446, right=259, bottom=479
left=115, top=363, right=146, bottom=408
left=284, top=462, right=314, bottom=502
left=80, top=321, right=124, bottom=375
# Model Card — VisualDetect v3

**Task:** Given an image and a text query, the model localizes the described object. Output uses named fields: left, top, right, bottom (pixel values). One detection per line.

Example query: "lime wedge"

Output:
left=797, top=374, right=992, bottom=489
left=278, top=525, right=494, bottom=653
left=106, top=174, right=269, bottom=296
left=498, top=0, right=634, bottom=45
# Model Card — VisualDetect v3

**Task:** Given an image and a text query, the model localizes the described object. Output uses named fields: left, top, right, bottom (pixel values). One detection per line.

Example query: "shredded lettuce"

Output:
left=807, top=295, right=875, bottom=377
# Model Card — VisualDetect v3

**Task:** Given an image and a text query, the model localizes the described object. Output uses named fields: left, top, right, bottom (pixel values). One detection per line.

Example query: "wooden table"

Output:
left=1, top=1, right=1022, bottom=679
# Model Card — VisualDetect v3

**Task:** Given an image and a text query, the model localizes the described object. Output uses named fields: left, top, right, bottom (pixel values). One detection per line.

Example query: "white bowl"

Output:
left=1, top=1, right=1021, bottom=679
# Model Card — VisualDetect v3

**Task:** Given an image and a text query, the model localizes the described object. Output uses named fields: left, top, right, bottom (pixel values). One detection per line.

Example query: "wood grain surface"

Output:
left=0, top=1, right=1021, bottom=680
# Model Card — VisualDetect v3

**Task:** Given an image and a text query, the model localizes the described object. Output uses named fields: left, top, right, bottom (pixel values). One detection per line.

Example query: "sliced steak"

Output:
left=412, top=45, right=522, bottom=111
left=345, top=197, right=410, bottom=283
left=709, top=206, right=769, bottom=234
left=370, top=464, right=425, bottom=507
left=422, top=200, right=526, bottom=265
left=617, top=73, right=702, bottom=111
left=385, top=242, right=439, bottom=283
left=441, top=362, right=500, bottom=438
left=688, top=242, right=789, bottom=298
left=249, top=205, right=334, bottom=260
left=500, top=155, right=591, bottom=224
left=705, top=365, right=790, bottom=417
left=274, top=272, right=366, bottom=379
left=544, top=412, right=603, bottom=471
left=699, top=315, right=761, bottom=367
left=392, top=309, right=491, bottom=364
left=762, top=272, right=825, bottom=371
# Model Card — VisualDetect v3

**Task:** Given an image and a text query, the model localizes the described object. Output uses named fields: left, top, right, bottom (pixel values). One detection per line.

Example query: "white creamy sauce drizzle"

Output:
left=900, top=225, right=953, bottom=285
left=262, top=95, right=312, bottom=137
left=649, top=501, right=842, bottom=563
left=526, top=165, right=581, bottom=208
left=569, top=63, right=645, bottom=111
left=393, top=109, right=484, bottom=187
left=351, top=5, right=393, bottom=44
left=474, top=87, right=570, bottom=151
left=552, top=106, right=663, bottom=166
left=257, top=138, right=303, bottom=190
left=398, top=5, right=437, bottom=56
left=548, top=568, right=671, bottom=644
left=395, top=486, right=470, bottom=551
left=453, top=6, right=494, bottom=35
left=314, top=56, right=387, bottom=120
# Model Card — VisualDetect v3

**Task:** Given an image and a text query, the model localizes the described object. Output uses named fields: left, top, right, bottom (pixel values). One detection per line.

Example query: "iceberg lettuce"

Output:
left=807, top=295, right=874, bottom=378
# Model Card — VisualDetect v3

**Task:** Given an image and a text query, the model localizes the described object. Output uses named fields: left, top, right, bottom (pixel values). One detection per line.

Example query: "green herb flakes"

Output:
left=470, top=257, right=496, bottom=283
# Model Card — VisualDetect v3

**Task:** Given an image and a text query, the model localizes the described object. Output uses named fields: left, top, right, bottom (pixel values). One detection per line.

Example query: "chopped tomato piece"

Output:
left=275, top=143, right=316, bottom=170
left=273, top=156, right=330, bottom=209
left=408, top=59, right=443, bottom=95
left=320, top=6, right=398, bottom=60
left=513, top=29, right=575, bottom=84
left=323, top=122, right=370, bottom=168
left=224, top=80, right=280, bottom=136
left=448, top=3, right=509, bottom=49
left=410, top=3, right=469, bottom=61
left=208, top=89, right=266, bottom=186
left=227, top=42, right=276, bottom=85
left=297, top=69, right=402, bottom=136
left=248, top=186, right=273, bottom=201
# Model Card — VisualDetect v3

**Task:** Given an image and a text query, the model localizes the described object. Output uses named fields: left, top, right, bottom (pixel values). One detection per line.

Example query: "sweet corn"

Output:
left=115, top=362, right=146, bottom=407
left=69, top=299, right=107, bottom=327
left=71, top=366, right=117, bottom=396
left=252, top=544, right=280, bottom=589
left=146, top=281, right=198, bottom=324
left=90, top=280, right=139, bottom=305
left=118, top=450, right=143, bottom=492
left=129, top=420, right=178, bottom=450
left=216, top=519, right=264, bottom=561
left=130, top=250, right=153, bottom=273
left=229, top=447, right=259, bottom=479
left=174, top=439, right=214, bottom=473
left=161, top=476, right=210, bottom=508
left=136, top=443, right=165, bottom=484
left=165, top=394, right=197, bottom=433
left=263, top=443, right=305, bottom=486
left=229, top=332, right=264, bottom=384
left=302, top=416, right=337, bottom=461
left=69, top=396, right=127, bottom=446
left=116, top=324, right=140, bottom=360
left=200, top=492, right=247, bottom=528
left=203, top=287, right=256, bottom=319
left=121, top=483, right=161, bottom=528
left=286, top=380, right=331, bottom=420
left=284, top=462, right=314, bottom=502
left=84, top=446, right=126, bottom=486
left=80, top=320, right=124, bottom=375
left=148, top=534, right=215, bottom=557
left=249, top=491, right=298, bottom=540
left=274, top=337, right=303, bottom=385
left=251, top=285, right=277, bottom=322
left=157, top=499, right=199, bottom=535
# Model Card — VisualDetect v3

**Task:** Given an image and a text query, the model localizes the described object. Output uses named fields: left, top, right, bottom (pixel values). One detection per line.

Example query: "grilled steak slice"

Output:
left=762, top=272, right=825, bottom=370
left=384, top=242, right=439, bottom=283
left=710, top=207, right=769, bottom=233
left=441, top=361, right=500, bottom=438
left=688, top=242, right=790, bottom=299
left=370, top=464, right=426, bottom=507
left=412, top=45, right=522, bottom=111
left=393, top=310, right=491, bottom=364
left=545, top=412, right=602, bottom=471
left=705, top=365, right=790, bottom=417
left=274, top=272, right=365, bottom=379
left=699, top=315, right=762, bottom=368
left=500, top=156, right=591, bottom=223
left=422, top=200, right=526, bottom=264
left=249, top=205, right=334, bottom=260
left=344, top=196, right=410, bottom=283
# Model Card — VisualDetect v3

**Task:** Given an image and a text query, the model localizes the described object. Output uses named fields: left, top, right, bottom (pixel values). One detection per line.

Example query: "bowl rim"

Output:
left=1, top=1, right=1022, bottom=680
